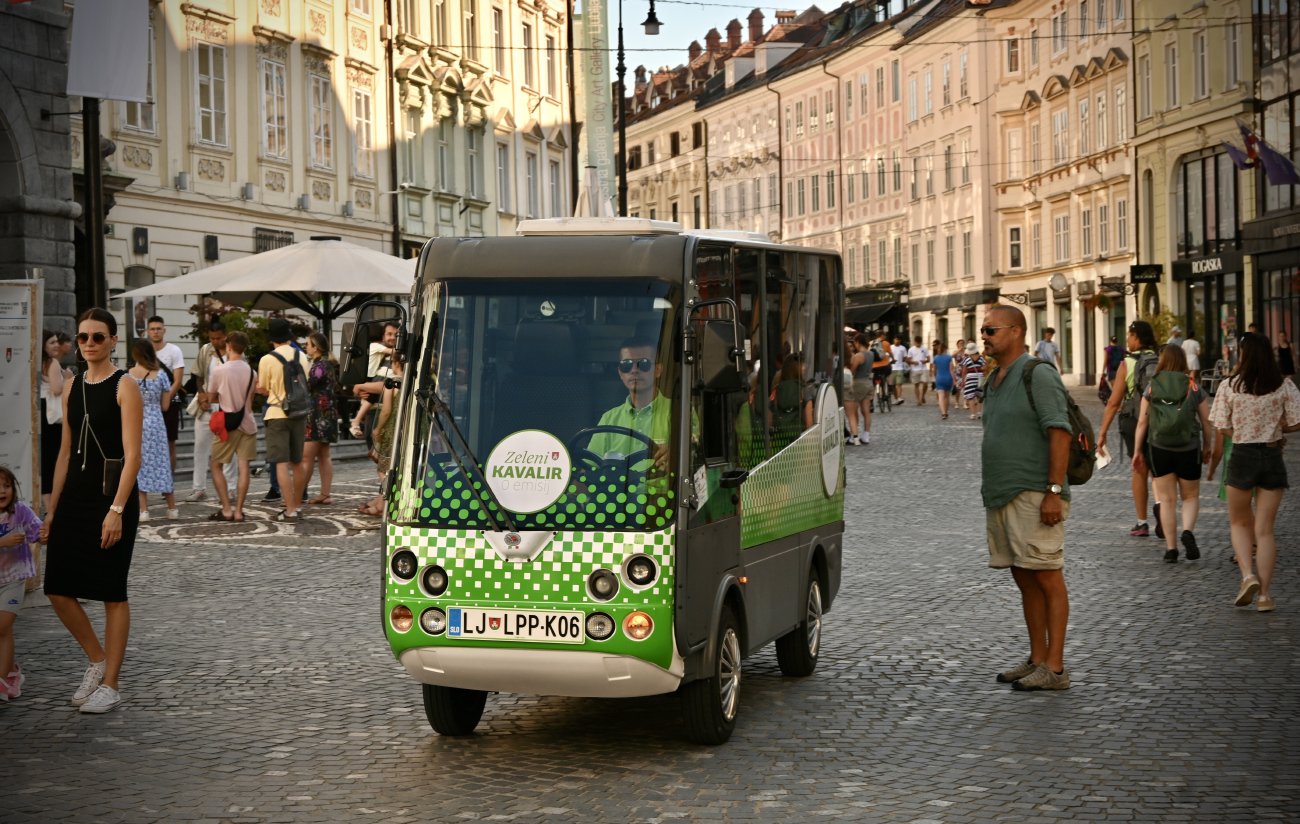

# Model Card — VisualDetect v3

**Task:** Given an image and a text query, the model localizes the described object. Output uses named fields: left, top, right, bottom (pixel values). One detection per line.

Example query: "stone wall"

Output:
left=0, top=0, right=78, bottom=336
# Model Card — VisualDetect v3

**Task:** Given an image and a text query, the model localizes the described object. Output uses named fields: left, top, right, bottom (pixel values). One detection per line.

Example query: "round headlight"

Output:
left=422, top=565, right=449, bottom=597
left=390, top=550, right=418, bottom=581
left=419, top=607, right=448, bottom=635
left=623, top=611, right=653, bottom=641
left=625, top=555, right=657, bottom=587
left=585, top=611, right=616, bottom=641
left=588, top=569, right=619, bottom=602
left=390, top=604, right=414, bottom=633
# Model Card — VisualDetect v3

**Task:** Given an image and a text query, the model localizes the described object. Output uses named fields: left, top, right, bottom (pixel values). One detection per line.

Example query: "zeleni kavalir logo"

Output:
left=484, top=430, right=573, bottom=514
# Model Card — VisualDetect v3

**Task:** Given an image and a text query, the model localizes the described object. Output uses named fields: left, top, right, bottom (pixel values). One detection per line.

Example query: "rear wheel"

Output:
left=680, top=607, right=742, bottom=745
left=422, top=684, right=488, bottom=736
left=775, top=573, right=823, bottom=677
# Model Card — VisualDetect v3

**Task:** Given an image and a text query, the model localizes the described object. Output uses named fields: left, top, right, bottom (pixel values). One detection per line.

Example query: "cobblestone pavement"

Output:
left=5, top=394, right=1298, bottom=823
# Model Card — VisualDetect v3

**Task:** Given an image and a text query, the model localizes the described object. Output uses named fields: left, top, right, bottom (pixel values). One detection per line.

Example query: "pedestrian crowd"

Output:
left=1, top=307, right=362, bottom=708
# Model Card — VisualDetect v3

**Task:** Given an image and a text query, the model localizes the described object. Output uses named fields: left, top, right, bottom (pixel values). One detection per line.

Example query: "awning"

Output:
left=844, top=302, right=896, bottom=325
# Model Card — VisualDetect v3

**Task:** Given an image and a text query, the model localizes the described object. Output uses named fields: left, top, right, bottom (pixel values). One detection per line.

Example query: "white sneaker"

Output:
left=167, top=508, right=181, bottom=520
left=71, top=660, right=107, bottom=706
left=138, top=510, right=150, bottom=523
left=184, top=489, right=206, bottom=503
left=862, top=432, right=870, bottom=444
left=78, top=684, right=121, bottom=714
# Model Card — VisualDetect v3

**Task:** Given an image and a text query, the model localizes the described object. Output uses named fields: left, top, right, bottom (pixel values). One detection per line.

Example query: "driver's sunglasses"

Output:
left=978, top=326, right=1014, bottom=337
left=618, top=358, right=653, bottom=373
left=77, top=332, right=110, bottom=344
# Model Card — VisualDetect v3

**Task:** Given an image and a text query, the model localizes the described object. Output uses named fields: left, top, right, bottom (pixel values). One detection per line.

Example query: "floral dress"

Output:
left=305, top=357, right=339, bottom=444
left=136, top=371, right=174, bottom=493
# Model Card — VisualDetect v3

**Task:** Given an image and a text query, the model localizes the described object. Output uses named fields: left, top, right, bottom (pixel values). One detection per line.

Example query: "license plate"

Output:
left=447, top=608, right=585, bottom=644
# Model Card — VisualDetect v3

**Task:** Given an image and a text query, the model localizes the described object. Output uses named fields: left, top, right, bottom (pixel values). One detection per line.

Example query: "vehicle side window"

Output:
left=764, top=252, right=811, bottom=452
left=688, top=245, right=743, bottom=527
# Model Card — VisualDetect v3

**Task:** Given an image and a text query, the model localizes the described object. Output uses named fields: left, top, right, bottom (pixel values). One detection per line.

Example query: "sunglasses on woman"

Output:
left=618, top=358, right=653, bottom=373
left=76, top=332, right=110, bottom=344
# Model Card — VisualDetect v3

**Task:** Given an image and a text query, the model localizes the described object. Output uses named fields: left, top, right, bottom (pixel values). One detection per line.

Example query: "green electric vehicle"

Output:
left=367, top=218, right=845, bottom=744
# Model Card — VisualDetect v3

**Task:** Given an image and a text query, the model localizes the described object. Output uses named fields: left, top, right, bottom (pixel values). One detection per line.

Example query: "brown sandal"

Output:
left=308, top=495, right=332, bottom=505
left=207, top=511, right=233, bottom=521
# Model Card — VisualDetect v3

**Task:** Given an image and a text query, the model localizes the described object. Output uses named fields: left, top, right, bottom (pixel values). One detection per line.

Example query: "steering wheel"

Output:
left=567, top=426, right=656, bottom=473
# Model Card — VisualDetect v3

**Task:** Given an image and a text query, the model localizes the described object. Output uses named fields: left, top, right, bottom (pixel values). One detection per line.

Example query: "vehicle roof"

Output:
left=420, top=234, right=841, bottom=284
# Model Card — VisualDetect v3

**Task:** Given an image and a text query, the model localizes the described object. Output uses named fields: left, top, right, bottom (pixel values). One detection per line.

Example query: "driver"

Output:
left=588, top=339, right=671, bottom=473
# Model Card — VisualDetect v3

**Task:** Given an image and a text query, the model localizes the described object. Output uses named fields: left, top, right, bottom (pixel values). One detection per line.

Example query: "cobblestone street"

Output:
left=4, top=395, right=1298, bottom=823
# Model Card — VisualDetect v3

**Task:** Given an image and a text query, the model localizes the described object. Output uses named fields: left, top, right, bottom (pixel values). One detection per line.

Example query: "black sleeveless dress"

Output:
left=44, top=370, right=140, bottom=603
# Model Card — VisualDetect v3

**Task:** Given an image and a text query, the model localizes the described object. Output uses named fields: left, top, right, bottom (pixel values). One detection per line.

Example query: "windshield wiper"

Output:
left=411, top=386, right=519, bottom=534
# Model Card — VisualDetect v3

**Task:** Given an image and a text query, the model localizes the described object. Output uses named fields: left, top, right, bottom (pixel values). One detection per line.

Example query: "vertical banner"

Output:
left=0, top=281, right=44, bottom=512
left=576, top=0, right=615, bottom=212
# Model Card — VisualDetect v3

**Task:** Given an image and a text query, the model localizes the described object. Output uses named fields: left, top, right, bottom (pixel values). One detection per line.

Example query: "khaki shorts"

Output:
left=986, top=490, right=1070, bottom=571
left=911, top=370, right=931, bottom=384
left=890, top=370, right=908, bottom=386
left=844, top=378, right=873, bottom=403
left=265, top=416, right=306, bottom=464
left=212, top=429, right=257, bottom=465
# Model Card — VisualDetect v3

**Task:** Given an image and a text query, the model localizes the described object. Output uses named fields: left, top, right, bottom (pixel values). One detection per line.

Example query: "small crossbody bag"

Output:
left=77, top=373, right=125, bottom=497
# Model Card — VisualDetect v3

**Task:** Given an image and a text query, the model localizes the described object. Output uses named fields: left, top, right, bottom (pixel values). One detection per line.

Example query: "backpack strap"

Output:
left=267, top=350, right=289, bottom=408
left=1022, top=357, right=1049, bottom=415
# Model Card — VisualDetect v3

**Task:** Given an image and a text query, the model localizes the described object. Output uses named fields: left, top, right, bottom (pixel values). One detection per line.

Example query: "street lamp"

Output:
left=617, top=0, right=661, bottom=216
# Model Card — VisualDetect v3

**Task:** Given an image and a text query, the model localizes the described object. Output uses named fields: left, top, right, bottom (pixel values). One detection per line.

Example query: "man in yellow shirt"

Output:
left=589, top=340, right=671, bottom=475
left=257, top=318, right=311, bottom=520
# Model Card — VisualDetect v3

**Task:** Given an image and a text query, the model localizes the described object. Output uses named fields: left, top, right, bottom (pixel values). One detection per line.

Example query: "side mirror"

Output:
left=699, top=320, right=743, bottom=392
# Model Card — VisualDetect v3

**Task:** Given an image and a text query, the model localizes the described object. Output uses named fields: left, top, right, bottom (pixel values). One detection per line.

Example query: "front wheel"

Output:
left=422, top=684, right=488, bottom=736
left=680, top=607, right=742, bottom=745
left=775, top=574, right=823, bottom=677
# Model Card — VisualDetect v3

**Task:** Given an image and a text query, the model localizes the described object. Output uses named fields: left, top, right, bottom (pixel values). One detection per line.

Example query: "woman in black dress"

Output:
left=39, top=308, right=143, bottom=714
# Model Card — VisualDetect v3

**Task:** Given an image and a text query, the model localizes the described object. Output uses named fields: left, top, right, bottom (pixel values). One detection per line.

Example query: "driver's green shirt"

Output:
left=589, top=393, right=672, bottom=458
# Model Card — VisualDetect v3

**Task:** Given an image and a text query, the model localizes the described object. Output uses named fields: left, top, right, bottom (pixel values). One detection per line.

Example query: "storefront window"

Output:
left=1262, top=267, right=1300, bottom=347
left=1221, top=273, right=1240, bottom=367
left=1060, top=302, right=1073, bottom=373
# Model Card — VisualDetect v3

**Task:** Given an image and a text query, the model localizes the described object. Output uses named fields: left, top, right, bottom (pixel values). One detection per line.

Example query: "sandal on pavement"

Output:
left=308, top=495, right=333, bottom=505
left=273, top=510, right=299, bottom=522
left=207, top=511, right=233, bottom=522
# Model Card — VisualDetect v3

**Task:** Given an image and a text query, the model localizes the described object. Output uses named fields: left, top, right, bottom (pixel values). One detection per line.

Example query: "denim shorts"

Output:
left=1225, top=442, right=1289, bottom=491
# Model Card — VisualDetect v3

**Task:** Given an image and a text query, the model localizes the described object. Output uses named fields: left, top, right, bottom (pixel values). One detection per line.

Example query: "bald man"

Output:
left=979, top=305, right=1075, bottom=691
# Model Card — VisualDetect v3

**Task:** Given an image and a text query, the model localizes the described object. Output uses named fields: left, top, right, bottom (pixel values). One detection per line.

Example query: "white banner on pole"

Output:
left=67, top=0, right=150, bottom=102
left=0, top=281, right=44, bottom=513
left=575, top=0, right=615, bottom=212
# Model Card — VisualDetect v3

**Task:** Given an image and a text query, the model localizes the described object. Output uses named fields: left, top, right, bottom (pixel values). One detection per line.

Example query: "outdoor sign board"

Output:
left=575, top=0, right=615, bottom=211
left=1130, top=264, right=1163, bottom=283
left=0, top=281, right=43, bottom=512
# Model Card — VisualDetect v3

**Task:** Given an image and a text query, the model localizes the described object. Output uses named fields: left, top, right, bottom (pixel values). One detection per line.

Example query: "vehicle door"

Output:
left=674, top=244, right=748, bottom=652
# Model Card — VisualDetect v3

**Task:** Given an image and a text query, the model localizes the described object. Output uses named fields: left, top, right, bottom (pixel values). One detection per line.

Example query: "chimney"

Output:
left=726, top=18, right=742, bottom=49
left=775, top=10, right=796, bottom=23
left=689, top=40, right=702, bottom=61
left=705, top=28, right=721, bottom=53
left=635, top=64, right=647, bottom=83
left=748, top=9, right=764, bottom=42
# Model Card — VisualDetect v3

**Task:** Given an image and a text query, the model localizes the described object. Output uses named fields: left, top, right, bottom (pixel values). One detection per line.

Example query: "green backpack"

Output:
left=1021, top=358, right=1098, bottom=487
left=1147, top=371, right=1198, bottom=449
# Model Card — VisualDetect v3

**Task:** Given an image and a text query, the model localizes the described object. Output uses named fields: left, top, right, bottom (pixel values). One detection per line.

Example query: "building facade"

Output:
left=987, top=0, right=1136, bottom=385
left=1133, top=0, right=1257, bottom=369
left=1, top=0, right=77, bottom=335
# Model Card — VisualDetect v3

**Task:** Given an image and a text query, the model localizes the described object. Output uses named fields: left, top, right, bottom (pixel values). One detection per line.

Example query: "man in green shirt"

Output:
left=589, top=340, right=671, bottom=474
left=980, top=305, right=1074, bottom=692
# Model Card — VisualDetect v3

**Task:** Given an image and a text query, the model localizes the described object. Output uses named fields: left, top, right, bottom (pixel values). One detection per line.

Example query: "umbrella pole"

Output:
left=320, top=292, right=332, bottom=341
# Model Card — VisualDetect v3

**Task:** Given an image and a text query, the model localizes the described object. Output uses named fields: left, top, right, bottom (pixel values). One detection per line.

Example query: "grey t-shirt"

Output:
left=1034, top=339, right=1060, bottom=365
left=1144, top=382, right=1208, bottom=450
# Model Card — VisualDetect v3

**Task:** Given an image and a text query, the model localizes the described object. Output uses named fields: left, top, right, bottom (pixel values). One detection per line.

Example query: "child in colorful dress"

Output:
left=0, top=465, right=41, bottom=700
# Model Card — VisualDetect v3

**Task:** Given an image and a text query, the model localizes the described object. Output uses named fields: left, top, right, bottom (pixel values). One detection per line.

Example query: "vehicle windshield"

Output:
left=391, top=277, right=683, bottom=532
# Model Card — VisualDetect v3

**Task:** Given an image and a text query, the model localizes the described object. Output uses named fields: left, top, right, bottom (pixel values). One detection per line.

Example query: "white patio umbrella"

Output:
left=115, top=236, right=417, bottom=335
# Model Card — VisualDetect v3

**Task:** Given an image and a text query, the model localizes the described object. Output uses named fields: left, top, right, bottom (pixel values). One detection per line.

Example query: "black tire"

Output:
left=775, top=572, right=823, bottom=677
left=422, top=684, right=488, bottom=736
left=680, top=607, right=742, bottom=745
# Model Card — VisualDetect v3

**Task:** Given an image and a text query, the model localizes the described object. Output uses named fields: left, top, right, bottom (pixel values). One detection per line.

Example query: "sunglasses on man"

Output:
left=618, top=358, right=654, bottom=374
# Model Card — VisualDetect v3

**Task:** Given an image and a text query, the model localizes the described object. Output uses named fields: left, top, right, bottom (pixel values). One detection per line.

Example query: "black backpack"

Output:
left=269, top=351, right=312, bottom=419
left=1021, top=357, right=1097, bottom=487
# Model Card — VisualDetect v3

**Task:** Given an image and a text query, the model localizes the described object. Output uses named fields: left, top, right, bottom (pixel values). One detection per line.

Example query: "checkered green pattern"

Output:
left=387, top=525, right=675, bottom=606
left=740, top=423, right=844, bottom=548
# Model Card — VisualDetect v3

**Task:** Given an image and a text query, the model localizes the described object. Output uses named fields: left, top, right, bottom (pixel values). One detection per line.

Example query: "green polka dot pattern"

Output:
left=389, top=463, right=677, bottom=532
left=740, top=422, right=844, bottom=548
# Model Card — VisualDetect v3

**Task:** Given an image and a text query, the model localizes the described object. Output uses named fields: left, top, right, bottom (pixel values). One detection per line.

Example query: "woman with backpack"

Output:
left=1098, top=320, right=1161, bottom=537
left=1130, top=345, right=1212, bottom=563
left=1210, top=332, right=1300, bottom=611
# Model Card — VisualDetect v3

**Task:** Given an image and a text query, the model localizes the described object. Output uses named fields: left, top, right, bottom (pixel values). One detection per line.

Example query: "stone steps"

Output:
left=167, top=411, right=372, bottom=484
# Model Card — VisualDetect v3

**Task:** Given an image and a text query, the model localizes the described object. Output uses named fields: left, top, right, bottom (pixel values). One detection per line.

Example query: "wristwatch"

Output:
left=1046, top=483, right=1063, bottom=495
left=109, top=504, right=125, bottom=514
